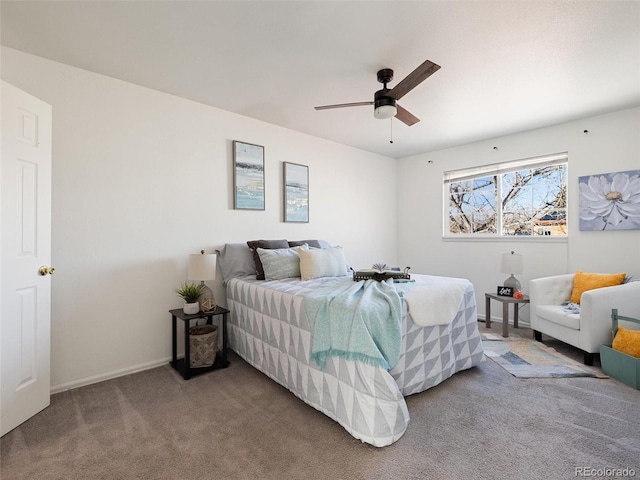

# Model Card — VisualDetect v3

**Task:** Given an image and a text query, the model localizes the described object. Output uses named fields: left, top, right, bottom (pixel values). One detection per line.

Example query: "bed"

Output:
left=218, top=241, right=485, bottom=447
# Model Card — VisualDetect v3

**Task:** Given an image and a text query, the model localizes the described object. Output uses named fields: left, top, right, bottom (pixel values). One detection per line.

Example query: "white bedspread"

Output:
left=397, top=275, right=471, bottom=327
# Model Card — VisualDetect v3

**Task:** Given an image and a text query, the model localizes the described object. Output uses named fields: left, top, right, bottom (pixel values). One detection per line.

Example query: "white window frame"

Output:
left=443, top=152, right=568, bottom=241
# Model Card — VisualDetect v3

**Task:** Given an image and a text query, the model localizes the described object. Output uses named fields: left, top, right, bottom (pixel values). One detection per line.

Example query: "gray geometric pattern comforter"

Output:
left=227, top=275, right=484, bottom=447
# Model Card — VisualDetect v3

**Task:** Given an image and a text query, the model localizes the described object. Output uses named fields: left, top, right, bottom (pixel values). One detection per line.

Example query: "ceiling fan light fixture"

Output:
left=374, top=94, right=397, bottom=119
left=374, top=104, right=397, bottom=119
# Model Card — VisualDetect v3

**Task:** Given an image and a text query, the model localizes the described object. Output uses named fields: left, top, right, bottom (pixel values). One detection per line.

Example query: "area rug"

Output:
left=482, top=333, right=608, bottom=378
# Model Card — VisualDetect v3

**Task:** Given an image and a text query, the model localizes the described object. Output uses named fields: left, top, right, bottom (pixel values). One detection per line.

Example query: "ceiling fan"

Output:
left=314, top=59, right=440, bottom=126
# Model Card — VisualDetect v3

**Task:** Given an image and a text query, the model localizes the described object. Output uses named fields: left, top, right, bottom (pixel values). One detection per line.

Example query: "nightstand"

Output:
left=169, top=306, right=230, bottom=380
left=484, top=293, right=530, bottom=338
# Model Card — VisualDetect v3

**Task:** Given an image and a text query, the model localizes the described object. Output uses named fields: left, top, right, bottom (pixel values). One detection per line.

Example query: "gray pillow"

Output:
left=288, top=240, right=322, bottom=248
left=247, top=239, right=289, bottom=280
left=257, top=245, right=307, bottom=281
left=216, top=243, right=256, bottom=285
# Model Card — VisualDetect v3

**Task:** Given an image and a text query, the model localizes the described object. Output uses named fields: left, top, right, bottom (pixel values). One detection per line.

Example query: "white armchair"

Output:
left=529, top=274, right=640, bottom=365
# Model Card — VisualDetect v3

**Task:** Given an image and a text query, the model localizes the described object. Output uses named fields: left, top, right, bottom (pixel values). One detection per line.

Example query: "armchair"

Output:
left=529, top=274, right=640, bottom=365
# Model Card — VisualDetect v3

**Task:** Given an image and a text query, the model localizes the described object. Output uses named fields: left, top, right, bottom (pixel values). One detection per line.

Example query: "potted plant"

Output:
left=176, top=282, right=204, bottom=314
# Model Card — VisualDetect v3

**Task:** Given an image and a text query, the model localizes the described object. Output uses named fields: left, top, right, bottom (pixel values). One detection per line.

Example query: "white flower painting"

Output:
left=579, top=169, right=640, bottom=231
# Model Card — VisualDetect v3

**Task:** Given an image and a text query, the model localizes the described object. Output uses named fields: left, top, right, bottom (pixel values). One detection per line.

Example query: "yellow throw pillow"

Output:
left=570, top=271, right=626, bottom=304
left=612, top=326, right=640, bottom=358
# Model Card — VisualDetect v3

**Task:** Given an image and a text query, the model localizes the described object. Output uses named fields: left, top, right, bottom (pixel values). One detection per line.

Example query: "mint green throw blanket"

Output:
left=304, top=278, right=402, bottom=371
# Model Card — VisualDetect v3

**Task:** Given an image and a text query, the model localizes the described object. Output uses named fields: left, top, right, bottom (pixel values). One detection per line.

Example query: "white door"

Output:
left=1, top=81, right=53, bottom=436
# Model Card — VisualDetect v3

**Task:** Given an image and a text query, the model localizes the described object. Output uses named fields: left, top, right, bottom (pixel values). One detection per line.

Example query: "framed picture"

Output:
left=497, top=286, right=514, bottom=297
left=579, top=169, right=640, bottom=231
left=233, top=141, right=265, bottom=210
left=283, top=162, right=309, bottom=223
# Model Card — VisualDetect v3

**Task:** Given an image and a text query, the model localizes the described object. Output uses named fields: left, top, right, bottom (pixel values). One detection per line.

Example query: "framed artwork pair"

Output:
left=232, top=140, right=309, bottom=223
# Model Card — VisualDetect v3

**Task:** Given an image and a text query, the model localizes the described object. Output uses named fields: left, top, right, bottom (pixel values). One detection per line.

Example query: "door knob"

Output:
left=38, top=266, right=56, bottom=276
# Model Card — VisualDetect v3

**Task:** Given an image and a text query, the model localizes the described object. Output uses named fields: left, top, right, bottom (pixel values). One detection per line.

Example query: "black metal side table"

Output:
left=169, top=306, right=230, bottom=380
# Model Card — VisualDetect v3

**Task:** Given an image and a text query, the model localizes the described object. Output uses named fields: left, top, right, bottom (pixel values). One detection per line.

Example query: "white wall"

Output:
left=398, top=107, right=640, bottom=324
left=3, top=46, right=639, bottom=391
left=1, top=47, right=398, bottom=391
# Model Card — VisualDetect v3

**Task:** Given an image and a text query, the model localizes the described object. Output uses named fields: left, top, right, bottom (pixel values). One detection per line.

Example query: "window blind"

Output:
left=444, top=152, right=568, bottom=184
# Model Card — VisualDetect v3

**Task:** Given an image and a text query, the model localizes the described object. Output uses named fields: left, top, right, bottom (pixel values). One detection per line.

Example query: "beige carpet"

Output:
left=2, top=322, right=639, bottom=480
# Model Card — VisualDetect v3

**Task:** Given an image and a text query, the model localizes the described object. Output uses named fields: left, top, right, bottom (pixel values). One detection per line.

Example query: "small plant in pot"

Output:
left=176, top=282, right=204, bottom=314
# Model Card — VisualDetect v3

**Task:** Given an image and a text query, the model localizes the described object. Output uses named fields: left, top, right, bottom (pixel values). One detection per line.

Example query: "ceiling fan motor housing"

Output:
left=374, top=69, right=397, bottom=119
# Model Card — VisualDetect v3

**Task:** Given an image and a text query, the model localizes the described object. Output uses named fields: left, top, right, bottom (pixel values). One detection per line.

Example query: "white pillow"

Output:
left=257, top=245, right=307, bottom=281
left=299, top=246, right=348, bottom=281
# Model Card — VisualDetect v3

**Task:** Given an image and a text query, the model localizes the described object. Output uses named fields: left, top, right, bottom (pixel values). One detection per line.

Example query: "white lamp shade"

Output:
left=374, top=104, right=397, bottom=119
left=501, top=251, right=523, bottom=275
left=188, top=253, right=216, bottom=281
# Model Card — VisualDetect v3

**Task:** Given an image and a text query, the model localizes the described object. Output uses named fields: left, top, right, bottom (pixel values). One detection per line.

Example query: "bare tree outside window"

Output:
left=449, top=177, right=497, bottom=234
left=446, top=157, right=567, bottom=237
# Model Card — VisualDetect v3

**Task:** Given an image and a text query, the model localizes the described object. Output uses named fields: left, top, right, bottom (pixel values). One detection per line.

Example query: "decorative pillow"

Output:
left=215, top=243, right=256, bottom=285
left=570, top=271, right=626, bottom=304
left=288, top=240, right=322, bottom=248
left=299, top=246, right=348, bottom=281
left=257, top=246, right=307, bottom=281
left=247, top=239, right=289, bottom=280
left=612, top=326, right=640, bottom=358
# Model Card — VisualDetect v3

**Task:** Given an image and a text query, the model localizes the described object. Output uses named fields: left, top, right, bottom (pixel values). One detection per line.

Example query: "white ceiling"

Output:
left=2, top=1, right=639, bottom=159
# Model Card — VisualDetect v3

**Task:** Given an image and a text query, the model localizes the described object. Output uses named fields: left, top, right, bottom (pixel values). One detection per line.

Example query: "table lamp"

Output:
left=501, top=250, right=523, bottom=292
left=188, top=250, right=217, bottom=312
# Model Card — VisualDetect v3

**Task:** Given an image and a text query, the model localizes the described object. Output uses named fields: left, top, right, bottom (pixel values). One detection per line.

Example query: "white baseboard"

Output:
left=50, top=356, right=172, bottom=395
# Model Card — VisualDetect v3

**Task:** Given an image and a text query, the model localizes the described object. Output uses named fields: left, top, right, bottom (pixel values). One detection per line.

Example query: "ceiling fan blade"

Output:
left=314, top=101, right=373, bottom=110
left=395, top=104, right=420, bottom=126
left=387, top=60, right=441, bottom=101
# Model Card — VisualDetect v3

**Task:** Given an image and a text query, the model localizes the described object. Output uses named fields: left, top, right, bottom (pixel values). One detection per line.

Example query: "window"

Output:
left=444, top=153, right=568, bottom=237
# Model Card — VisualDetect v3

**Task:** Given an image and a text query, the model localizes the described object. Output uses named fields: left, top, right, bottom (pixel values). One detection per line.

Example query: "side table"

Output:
left=484, top=293, right=530, bottom=338
left=169, top=306, right=230, bottom=380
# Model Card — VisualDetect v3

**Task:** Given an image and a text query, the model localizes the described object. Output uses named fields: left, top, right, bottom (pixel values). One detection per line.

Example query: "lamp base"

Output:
left=503, top=275, right=521, bottom=292
left=199, top=282, right=217, bottom=312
